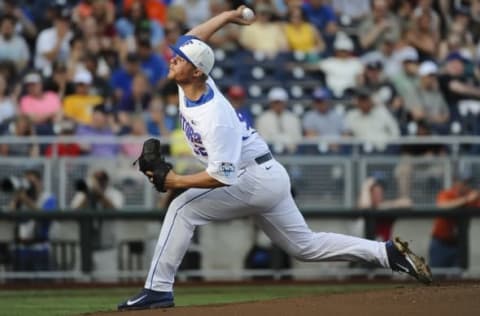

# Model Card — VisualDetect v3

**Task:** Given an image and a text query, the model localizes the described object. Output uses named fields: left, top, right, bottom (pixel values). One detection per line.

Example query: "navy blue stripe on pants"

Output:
left=148, top=188, right=214, bottom=289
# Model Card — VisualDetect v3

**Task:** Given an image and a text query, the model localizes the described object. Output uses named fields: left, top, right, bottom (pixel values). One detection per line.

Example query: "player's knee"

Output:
left=291, top=243, right=317, bottom=262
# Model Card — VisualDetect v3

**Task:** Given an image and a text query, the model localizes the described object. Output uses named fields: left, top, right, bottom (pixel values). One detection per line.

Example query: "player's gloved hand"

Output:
left=133, top=138, right=172, bottom=192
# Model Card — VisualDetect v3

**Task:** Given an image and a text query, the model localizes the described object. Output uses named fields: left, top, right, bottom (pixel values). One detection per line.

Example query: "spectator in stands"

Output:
left=438, top=52, right=480, bottom=123
left=410, top=61, right=450, bottom=132
left=121, top=115, right=148, bottom=158
left=430, top=171, right=480, bottom=268
left=34, top=5, right=73, bottom=76
left=117, top=73, right=152, bottom=128
left=344, top=86, right=400, bottom=151
left=301, top=0, right=337, bottom=46
left=110, top=52, right=142, bottom=103
left=63, top=70, right=103, bottom=126
left=137, top=36, right=169, bottom=88
left=239, top=3, right=288, bottom=59
left=75, top=104, right=118, bottom=158
left=1, top=0, right=37, bottom=40
left=302, top=87, right=346, bottom=153
left=227, top=84, right=254, bottom=130
left=358, top=58, right=408, bottom=130
left=317, top=32, right=363, bottom=98
left=70, top=169, right=124, bottom=250
left=405, top=10, right=439, bottom=62
left=44, top=120, right=82, bottom=157
left=7, top=169, right=57, bottom=271
left=144, top=95, right=175, bottom=137
left=256, top=87, right=302, bottom=154
left=122, top=0, right=168, bottom=25
left=283, top=5, right=325, bottom=57
left=83, top=53, right=112, bottom=99
left=209, top=0, right=240, bottom=52
left=115, top=0, right=165, bottom=50
left=43, top=61, right=72, bottom=98
left=359, top=0, right=400, bottom=52
left=171, top=0, right=211, bottom=29
left=160, top=20, right=185, bottom=62
left=72, top=0, right=116, bottom=32
left=395, top=120, right=447, bottom=200
left=332, top=0, right=370, bottom=26
left=357, top=174, right=412, bottom=241
left=361, top=29, right=415, bottom=81
left=0, top=114, right=39, bottom=157
left=0, top=73, right=16, bottom=127
left=391, top=47, right=420, bottom=114
left=0, top=14, right=30, bottom=72
left=19, top=72, right=62, bottom=134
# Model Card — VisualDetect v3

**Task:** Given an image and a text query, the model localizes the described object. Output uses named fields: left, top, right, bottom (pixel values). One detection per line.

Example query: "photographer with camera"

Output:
left=70, top=169, right=124, bottom=250
left=3, top=169, right=57, bottom=271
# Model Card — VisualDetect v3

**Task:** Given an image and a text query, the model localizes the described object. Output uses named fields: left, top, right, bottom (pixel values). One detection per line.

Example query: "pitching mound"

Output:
left=92, top=283, right=479, bottom=316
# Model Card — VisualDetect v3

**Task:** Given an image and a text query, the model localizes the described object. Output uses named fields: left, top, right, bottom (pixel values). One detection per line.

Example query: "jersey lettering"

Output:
left=180, top=113, right=208, bottom=157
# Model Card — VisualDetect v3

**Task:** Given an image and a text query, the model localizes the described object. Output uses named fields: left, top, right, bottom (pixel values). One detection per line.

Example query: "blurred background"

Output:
left=0, top=0, right=480, bottom=285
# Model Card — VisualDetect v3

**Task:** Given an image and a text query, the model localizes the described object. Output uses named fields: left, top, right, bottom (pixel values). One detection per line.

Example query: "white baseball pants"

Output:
left=145, top=159, right=390, bottom=291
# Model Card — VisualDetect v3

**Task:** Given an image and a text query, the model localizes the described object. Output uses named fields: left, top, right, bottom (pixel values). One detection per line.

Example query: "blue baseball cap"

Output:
left=445, top=51, right=468, bottom=63
left=312, top=87, right=331, bottom=101
left=169, top=35, right=215, bottom=74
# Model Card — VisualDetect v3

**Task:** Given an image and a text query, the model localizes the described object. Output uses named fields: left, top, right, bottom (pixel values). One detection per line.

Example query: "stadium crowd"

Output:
left=1, top=0, right=480, bottom=157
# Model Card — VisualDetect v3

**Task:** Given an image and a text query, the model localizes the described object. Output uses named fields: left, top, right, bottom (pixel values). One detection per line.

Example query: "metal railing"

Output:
left=0, top=209, right=479, bottom=281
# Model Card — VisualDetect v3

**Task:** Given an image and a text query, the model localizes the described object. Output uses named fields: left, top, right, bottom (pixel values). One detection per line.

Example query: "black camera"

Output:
left=1, top=176, right=32, bottom=193
left=74, top=179, right=89, bottom=193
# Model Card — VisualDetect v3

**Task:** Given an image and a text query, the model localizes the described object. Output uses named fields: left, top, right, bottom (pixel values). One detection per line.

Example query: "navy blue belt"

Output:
left=255, top=152, right=273, bottom=165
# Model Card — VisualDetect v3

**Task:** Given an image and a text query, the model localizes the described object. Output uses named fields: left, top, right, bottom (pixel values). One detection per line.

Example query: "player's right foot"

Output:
left=386, top=237, right=433, bottom=285
left=117, top=288, right=174, bottom=311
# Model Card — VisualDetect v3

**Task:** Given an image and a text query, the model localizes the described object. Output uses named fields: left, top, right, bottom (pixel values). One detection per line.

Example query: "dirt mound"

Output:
left=91, top=283, right=480, bottom=316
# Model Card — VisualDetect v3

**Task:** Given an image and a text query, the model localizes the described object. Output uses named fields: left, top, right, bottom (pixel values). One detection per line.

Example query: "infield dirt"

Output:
left=91, top=283, right=479, bottom=316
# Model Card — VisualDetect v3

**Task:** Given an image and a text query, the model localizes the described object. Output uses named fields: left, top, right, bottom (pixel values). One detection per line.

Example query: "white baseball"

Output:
left=242, top=7, right=255, bottom=21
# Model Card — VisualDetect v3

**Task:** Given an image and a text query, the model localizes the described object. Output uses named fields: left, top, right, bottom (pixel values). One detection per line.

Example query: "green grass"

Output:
left=0, top=284, right=402, bottom=316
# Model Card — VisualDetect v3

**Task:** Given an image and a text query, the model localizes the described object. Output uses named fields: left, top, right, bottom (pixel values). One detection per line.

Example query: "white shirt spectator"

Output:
left=345, top=103, right=400, bottom=150
left=320, top=57, right=364, bottom=98
left=0, top=33, right=30, bottom=70
left=34, top=27, right=72, bottom=76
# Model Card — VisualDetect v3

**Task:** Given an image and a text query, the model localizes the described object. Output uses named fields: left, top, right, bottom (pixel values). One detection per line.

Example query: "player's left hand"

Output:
left=134, top=138, right=173, bottom=192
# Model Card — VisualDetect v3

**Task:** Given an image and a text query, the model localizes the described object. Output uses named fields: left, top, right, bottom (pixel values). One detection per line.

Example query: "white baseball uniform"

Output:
left=144, top=77, right=390, bottom=291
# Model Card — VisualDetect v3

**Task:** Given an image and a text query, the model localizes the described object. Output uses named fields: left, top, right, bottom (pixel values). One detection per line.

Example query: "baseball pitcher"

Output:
left=118, top=5, right=432, bottom=311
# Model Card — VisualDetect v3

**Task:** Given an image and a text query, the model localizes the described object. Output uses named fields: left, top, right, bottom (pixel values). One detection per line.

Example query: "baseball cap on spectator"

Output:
left=23, top=72, right=42, bottom=84
left=353, top=86, right=372, bottom=98
left=312, top=87, right=331, bottom=101
left=126, top=52, right=140, bottom=63
left=53, top=5, right=71, bottom=20
left=366, top=60, right=383, bottom=70
left=445, top=51, right=469, bottom=64
left=333, top=34, right=354, bottom=51
left=397, top=46, right=419, bottom=63
left=73, top=70, right=93, bottom=85
left=169, top=35, right=215, bottom=75
left=227, top=85, right=246, bottom=99
left=268, top=87, right=289, bottom=102
left=418, top=61, right=438, bottom=76
left=92, top=104, right=108, bottom=114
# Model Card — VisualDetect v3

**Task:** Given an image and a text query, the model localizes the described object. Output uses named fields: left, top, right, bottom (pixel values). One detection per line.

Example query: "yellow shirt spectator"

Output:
left=63, top=94, right=103, bottom=126
left=284, top=22, right=317, bottom=52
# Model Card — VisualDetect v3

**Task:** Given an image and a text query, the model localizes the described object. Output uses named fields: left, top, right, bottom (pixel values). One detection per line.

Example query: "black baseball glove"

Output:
left=133, top=138, right=172, bottom=192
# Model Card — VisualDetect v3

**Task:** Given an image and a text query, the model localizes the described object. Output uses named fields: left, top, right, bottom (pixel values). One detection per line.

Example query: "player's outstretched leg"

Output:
left=386, top=237, right=432, bottom=284
left=254, top=193, right=432, bottom=285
